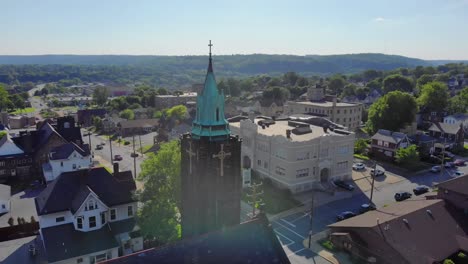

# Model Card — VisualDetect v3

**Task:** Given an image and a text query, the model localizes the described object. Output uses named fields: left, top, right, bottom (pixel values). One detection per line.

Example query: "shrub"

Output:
left=443, top=259, right=455, bottom=264
left=458, top=252, right=466, bottom=258
left=321, top=240, right=334, bottom=251
left=8, top=217, right=14, bottom=226
left=124, top=141, right=130, bottom=145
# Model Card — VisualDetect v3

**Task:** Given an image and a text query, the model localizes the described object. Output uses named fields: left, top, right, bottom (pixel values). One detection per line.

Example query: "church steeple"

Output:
left=191, top=41, right=230, bottom=141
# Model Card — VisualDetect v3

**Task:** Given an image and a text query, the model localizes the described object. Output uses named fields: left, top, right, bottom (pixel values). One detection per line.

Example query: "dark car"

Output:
left=359, top=203, right=376, bottom=214
left=413, top=186, right=429, bottom=195
left=114, top=154, right=123, bottom=161
left=95, top=145, right=103, bottom=150
left=454, top=159, right=466, bottom=166
left=394, top=191, right=412, bottom=201
left=336, top=211, right=356, bottom=221
left=333, top=180, right=355, bottom=191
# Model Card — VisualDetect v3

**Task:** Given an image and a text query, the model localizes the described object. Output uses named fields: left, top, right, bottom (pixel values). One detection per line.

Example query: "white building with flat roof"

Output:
left=230, top=117, right=355, bottom=193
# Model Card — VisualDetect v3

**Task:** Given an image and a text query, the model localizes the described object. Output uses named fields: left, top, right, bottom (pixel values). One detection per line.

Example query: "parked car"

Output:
left=95, top=145, right=103, bottom=150
left=454, top=171, right=465, bottom=177
left=430, top=166, right=441, bottom=173
left=370, top=169, right=385, bottom=177
left=444, top=162, right=455, bottom=168
left=394, top=191, right=412, bottom=201
left=114, top=154, right=123, bottom=161
left=336, top=211, right=356, bottom=221
left=359, top=203, right=376, bottom=214
left=413, top=186, right=429, bottom=195
left=333, top=180, right=355, bottom=191
left=443, top=151, right=456, bottom=159
left=352, top=163, right=365, bottom=171
left=454, top=159, right=466, bottom=166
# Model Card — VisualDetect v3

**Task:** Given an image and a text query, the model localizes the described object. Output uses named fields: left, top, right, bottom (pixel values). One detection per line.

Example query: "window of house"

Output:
left=89, top=216, right=96, bottom=228
left=296, top=168, right=309, bottom=178
left=349, top=118, right=351, bottom=122
left=344, top=109, right=347, bottom=114
left=264, top=161, right=268, bottom=169
left=1, top=204, right=5, bottom=209
left=0, top=170, right=5, bottom=175
left=383, top=141, right=389, bottom=147
left=73, top=164, right=77, bottom=169
left=0, top=161, right=4, bottom=167
left=110, top=209, right=116, bottom=220
left=61, top=161, right=63, bottom=167
left=296, top=151, right=310, bottom=161
left=77, top=217, right=83, bottom=229
left=56, top=216, right=65, bottom=223
left=101, top=212, right=106, bottom=224
left=94, top=253, right=107, bottom=263
left=337, top=161, right=349, bottom=170
left=257, top=160, right=261, bottom=166
left=128, top=206, right=133, bottom=216
left=275, top=166, right=286, bottom=176
left=337, top=110, right=340, bottom=114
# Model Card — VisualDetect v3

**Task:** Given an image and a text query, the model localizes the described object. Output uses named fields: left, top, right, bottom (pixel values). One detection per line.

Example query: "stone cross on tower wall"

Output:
left=186, top=142, right=196, bottom=174
left=213, top=144, right=231, bottom=176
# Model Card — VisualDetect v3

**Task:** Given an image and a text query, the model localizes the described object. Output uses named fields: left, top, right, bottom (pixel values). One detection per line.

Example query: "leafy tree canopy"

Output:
left=417, top=82, right=449, bottom=113
left=396, top=145, right=420, bottom=167
left=367, top=91, right=418, bottom=134
left=382, top=74, right=414, bottom=94
left=119, top=109, right=135, bottom=120
left=92, top=86, right=109, bottom=105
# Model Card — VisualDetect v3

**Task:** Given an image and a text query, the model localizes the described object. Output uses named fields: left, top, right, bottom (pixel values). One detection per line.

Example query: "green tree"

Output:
left=416, top=74, right=433, bottom=93
left=261, top=86, right=290, bottom=105
left=366, top=78, right=382, bottom=91
left=382, top=74, right=414, bottom=94
left=417, top=82, right=449, bottom=113
left=92, top=86, right=109, bottom=105
left=447, top=87, right=468, bottom=114
left=136, top=140, right=181, bottom=242
left=395, top=145, right=420, bottom=167
left=157, top=88, right=169, bottom=95
left=0, top=85, right=12, bottom=112
left=166, top=105, right=187, bottom=120
left=10, top=94, right=25, bottom=109
left=367, top=91, right=418, bottom=134
left=341, top=84, right=357, bottom=98
left=119, top=109, right=135, bottom=120
left=354, top=139, right=368, bottom=154
left=362, top=70, right=381, bottom=81
left=328, top=75, right=346, bottom=95
left=92, top=116, right=103, bottom=131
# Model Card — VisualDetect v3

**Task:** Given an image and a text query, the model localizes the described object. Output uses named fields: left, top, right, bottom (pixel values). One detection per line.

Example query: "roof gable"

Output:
left=428, top=122, right=461, bottom=135
left=0, top=135, right=24, bottom=156
left=371, top=129, right=408, bottom=144
left=49, top=143, right=90, bottom=160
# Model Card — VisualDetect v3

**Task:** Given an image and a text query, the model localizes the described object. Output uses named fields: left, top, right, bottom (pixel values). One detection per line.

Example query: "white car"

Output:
left=371, top=169, right=385, bottom=177
left=352, top=163, right=365, bottom=171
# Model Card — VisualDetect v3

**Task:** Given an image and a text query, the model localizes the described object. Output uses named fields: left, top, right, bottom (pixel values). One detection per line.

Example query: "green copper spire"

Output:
left=191, top=40, right=230, bottom=141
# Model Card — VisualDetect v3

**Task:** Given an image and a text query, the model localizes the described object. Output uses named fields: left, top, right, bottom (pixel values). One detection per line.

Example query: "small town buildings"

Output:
left=102, top=116, right=125, bottom=134
left=427, top=122, right=465, bottom=148
left=328, top=199, right=468, bottom=264
left=42, top=143, right=92, bottom=182
left=444, top=113, right=468, bottom=133
left=8, top=115, right=36, bottom=129
left=154, top=92, right=197, bottom=109
left=287, top=85, right=363, bottom=131
left=370, top=129, right=410, bottom=159
left=118, top=119, right=159, bottom=137
left=77, top=109, right=107, bottom=127
left=0, top=184, right=11, bottom=214
left=105, top=214, right=290, bottom=264
left=253, top=101, right=284, bottom=116
left=0, top=132, right=33, bottom=182
left=230, top=116, right=355, bottom=193
left=35, top=166, right=142, bottom=264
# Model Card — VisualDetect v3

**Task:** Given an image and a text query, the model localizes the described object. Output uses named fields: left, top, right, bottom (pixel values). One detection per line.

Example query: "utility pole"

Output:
left=246, top=181, right=264, bottom=219
left=369, top=161, right=377, bottom=205
left=440, top=138, right=446, bottom=178
left=138, top=133, right=143, bottom=156
left=109, top=135, right=113, bottom=164
left=132, top=134, right=137, bottom=178
left=308, top=190, right=316, bottom=248
left=83, top=130, right=92, bottom=151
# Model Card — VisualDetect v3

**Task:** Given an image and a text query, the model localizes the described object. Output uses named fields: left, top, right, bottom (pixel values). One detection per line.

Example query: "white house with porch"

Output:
left=230, top=117, right=355, bottom=193
left=42, top=143, right=93, bottom=182
left=35, top=166, right=142, bottom=264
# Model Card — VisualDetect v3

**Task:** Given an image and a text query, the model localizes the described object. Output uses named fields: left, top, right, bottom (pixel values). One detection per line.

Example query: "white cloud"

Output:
left=374, top=17, right=386, bottom=22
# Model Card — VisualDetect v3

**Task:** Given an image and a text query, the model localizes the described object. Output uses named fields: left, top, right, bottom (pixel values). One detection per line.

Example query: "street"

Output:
left=270, top=161, right=468, bottom=264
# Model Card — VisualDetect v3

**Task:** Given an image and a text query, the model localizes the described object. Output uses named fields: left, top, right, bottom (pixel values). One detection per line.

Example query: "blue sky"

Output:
left=2, top=0, right=468, bottom=59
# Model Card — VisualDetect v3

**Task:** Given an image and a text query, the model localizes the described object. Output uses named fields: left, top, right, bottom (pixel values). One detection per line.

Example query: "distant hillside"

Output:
left=0, top=53, right=430, bottom=75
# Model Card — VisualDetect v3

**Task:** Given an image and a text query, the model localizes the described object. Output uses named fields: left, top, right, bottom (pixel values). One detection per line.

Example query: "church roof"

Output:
left=104, top=214, right=290, bottom=264
left=191, top=41, right=230, bottom=141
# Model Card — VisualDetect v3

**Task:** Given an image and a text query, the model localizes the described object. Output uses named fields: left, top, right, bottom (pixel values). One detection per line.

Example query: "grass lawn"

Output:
left=139, top=145, right=152, bottom=153
left=9, top=107, right=36, bottom=114
left=353, top=153, right=369, bottom=160
left=242, top=175, right=302, bottom=215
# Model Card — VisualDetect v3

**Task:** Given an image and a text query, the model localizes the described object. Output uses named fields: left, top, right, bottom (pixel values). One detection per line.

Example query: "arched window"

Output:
left=216, top=108, right=219, bottom=121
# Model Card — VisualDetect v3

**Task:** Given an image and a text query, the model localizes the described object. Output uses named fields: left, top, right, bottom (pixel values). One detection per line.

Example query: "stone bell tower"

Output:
left=180, top=41, right=242, bottom=238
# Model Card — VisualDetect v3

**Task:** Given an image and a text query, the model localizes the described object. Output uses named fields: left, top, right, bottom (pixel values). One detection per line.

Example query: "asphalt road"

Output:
left=271, top=162, right=468, bottom=264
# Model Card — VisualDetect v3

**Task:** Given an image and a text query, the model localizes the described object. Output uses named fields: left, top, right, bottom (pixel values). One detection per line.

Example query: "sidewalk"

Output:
left=302, top=231, right=353, bottom=264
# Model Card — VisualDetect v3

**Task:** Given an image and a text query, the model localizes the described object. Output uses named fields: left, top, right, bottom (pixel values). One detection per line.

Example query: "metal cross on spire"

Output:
left=208, top=40, right=213, bottom=58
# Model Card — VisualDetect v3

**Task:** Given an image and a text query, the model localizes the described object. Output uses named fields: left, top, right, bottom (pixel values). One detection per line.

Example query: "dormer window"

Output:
left=86, top=199, right=97, bottom=211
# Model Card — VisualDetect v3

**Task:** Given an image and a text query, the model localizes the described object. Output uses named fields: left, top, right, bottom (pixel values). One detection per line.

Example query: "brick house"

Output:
left=370, top=129, right=410, bottom=160
left=427, top=122, right=465, bottom=148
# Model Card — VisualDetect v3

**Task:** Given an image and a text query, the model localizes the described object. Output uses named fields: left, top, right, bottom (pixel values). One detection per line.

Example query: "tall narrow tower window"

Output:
left=216, top=108, right=220, bottom=121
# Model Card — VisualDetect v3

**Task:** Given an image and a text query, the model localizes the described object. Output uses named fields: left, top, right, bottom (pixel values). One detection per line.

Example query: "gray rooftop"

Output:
left=371, top=129, right=407, bottom=144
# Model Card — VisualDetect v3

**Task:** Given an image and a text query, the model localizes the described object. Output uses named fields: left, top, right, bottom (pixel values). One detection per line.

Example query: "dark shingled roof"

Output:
left=103, top=215, right=290, bottom=264
left=35, top=167, right=136, bottom=215
left=49, top=142, right=90, bottom=160
left=437, top=174, right=468, bottom=196
left=109, top=218, right=139, bottom=235
left=428, top=122, right=462, bottom=135
left=41, top=223, right=119, bottom=263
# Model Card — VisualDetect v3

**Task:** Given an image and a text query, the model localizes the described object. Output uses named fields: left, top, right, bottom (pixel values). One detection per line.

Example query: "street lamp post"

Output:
left=369, top=161, right=377, bottom=205
left=308, top=190, right=316, bottom=248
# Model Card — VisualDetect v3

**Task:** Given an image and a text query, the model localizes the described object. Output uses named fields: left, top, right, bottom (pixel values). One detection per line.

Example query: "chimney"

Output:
left=113, top=162, right=119, bottom=176
left=286, top=129, right=291, bottom=139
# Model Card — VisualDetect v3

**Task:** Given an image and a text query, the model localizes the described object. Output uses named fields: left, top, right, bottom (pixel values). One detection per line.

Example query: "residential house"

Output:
left=0, top=184, right=10, bottom=215
left=8, top=115, right=36, bottom=129
left=328, top=199, right=468, bottom=264
left=416, top=107, right=447, bottom=128
left=105, top=214, right=290, bottom=264
left=0, top=133, right=33, bottom=182
left=362, top=89, right=382, bottom=105
left=118, top=119, right=159, bottom=137
left=427, top=122, right=465, bottom=148
left=230, top=116, right=355, bottom=193
left=77, top=109, right=107, bottom=127
left=35, top=166, right=142, bottom=264
left=42, top=143, right=92, bottom=182
left=444, top=113, right=468, bottom=133
left=408, top=132, right=436, bottom=156
left=370, top=129, right=410, bottom=160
